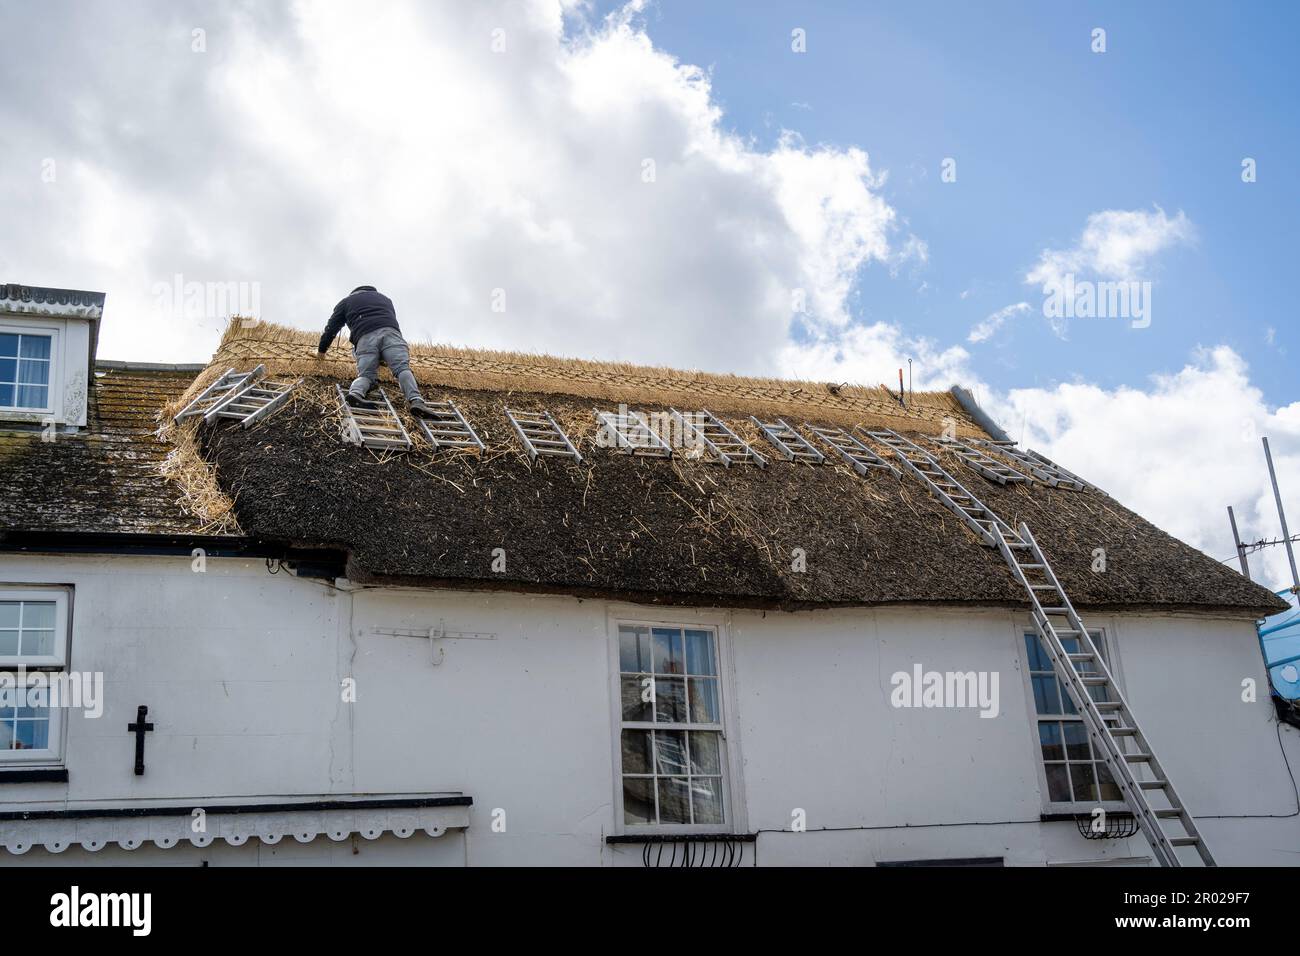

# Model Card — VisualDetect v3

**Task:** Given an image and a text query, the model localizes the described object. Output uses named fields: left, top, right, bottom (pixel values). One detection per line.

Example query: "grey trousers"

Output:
left=349, top=328, right=422, bottom=405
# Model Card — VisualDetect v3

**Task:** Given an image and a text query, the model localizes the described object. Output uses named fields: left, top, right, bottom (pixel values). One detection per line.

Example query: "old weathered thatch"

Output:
left=1, top=319, right=1282, bottom=618
left=163, top=321, right=1282, bottom=617
left=0, top=363, right=230, bottom=537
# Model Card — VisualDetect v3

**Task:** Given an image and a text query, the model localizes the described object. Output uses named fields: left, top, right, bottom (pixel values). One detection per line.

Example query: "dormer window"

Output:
left=0, top=331, right=53, bottom=411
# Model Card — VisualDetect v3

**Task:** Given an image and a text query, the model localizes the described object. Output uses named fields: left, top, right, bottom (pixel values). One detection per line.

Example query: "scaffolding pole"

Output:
left=1263, top=437, right=1300, bottom=594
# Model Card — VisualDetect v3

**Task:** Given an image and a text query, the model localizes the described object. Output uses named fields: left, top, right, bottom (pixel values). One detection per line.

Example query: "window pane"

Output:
left=21, top=602, right=55, bottom=629
left=0, top=602, right=17, bottom=627
left=654, top=730, right=688, bottom=775
left=623, top=777, right=654, bottom=824
left=1071, top=763, right=1097, bottom=803
left=0, top=384, right=13, bottom=407
left=0, top=358, right=14, bottom=384
left=18, top=335, right=51, bottom=360
left=689, top=731, right=721, bottom=775
left=0, top=631, right=17, bottom=656
left=0, top=334, right=16, bottom=358
left=1045, top=764, right=1071, bottom=802
left=620, top=730, right=652, bottom=775
left=691, top=777, right=724, bottom=825
left=1097, top=762, right=1121, bottom=802
left=1024, top=633, right=1046, bottom=671
left=19, top=630, right=54, bottom=656
left=1032, top=675, right=1061, bottom=715
left=15, top=384, right=47, bottom=408
left=15, top=718, right=49, bottom=750
left=654, top=677, right=686, bottom=722
left=1063, top=722, right=1091, bottom=760
left=685, top=629, right=716, bottom=676
left=620, top=675, right=652, bottom=722
left=652, top=627, right=684, bottom=675
left=1038, top=722, right=1063, bottom=762
left=17, top=358, right=48, bottom=384
left=618, top=625, right=651, bottom=673
left=688, top=677, right=719, bottom=724
left=656, top=778, right=691, bottom=824
left=0, top=716, right=14, bottom=750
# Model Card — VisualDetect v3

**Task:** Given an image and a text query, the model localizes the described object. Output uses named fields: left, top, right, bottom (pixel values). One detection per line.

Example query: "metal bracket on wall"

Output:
left=371, top=622, right=497, bottom=666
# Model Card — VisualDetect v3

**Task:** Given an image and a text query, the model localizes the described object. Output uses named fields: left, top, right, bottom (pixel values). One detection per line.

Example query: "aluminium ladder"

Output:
left=750, top=417, right=825, bottom=464
left=924, top=436, right=1032, bottom=485
left=336, top=385, right=412, bottom=452
left=202, top=377, right=300, bottom=428
left=594, top=409, right=672, bottom=457
left=174, top=365, right=266, bottom=421
left=994, top=522, right=1215, bottom=867
left=415, top=400, right=485, bottom=452
left=865, top=427, right=1213, bottom=866
left=668, top=409, right=766, bottom=467
left=862, top=428, right=1013, bottom=545
left=505, top=407, right=583, bottom=462
left=973, top=439, right=1099, bottom=493
left=807, top=425, right=900, bottom=478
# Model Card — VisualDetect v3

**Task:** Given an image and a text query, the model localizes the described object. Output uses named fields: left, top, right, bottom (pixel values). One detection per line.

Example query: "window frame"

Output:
left=0, top=323, right=59, bottom=416
left=606, top=610, right=746, bottom=836
left=0, top=585, right=72, bottom=767
left=0, top=588, right=70, bottom=669
left=1016, top=616, right=1130, bottom=814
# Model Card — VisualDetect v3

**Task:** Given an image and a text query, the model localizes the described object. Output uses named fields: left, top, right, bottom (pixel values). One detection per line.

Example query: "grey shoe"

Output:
left=409, top=400, right=438, bottom=420
left=344, top=391, right=370, bottom=409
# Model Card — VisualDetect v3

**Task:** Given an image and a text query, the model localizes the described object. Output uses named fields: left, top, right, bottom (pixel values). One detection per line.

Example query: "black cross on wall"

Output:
left=127, top=705, right=154, bottom=776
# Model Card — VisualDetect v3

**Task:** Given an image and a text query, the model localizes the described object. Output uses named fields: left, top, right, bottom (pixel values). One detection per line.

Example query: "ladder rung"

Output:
left=1124, top=753, right=1153, bottom=762
left=1154, top=809, right=1184, bottom=818
left=1169, top=837, right=1201, bottom=847
left=1138, top=779, right=1169, bottom=790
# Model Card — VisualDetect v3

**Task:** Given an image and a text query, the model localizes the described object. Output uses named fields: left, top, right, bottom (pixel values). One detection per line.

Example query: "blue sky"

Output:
left=600, top=0, right=1298, bottom=403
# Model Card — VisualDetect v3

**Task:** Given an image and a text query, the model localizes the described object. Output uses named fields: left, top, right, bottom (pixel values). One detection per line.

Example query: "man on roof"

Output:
left=316, top=285, right=436, bottom=418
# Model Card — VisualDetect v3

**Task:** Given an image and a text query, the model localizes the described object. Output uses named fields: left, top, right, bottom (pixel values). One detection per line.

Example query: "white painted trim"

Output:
left=0, top=319, right=62, bottom=419
left=0, top=803, right=469, bottom=855
left=605, top=610, right=746, bottom=836
left=0, top=586, right=70, bottom=669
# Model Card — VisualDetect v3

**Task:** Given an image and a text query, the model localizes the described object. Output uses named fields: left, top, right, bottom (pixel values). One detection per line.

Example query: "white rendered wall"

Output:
left=1, top=553, right=1295, bottom=866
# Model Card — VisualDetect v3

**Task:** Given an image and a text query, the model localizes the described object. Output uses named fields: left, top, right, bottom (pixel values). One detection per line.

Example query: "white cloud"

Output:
left=0, top=0, right=915, bottom=372
left=967, top=301, right=1030, bottom=344
left=1026, top=206, right=1195, bottom=292
left=985, top=346, right=1300, bottom=593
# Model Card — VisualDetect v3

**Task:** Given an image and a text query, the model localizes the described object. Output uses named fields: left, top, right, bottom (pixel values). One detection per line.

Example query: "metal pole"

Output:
left=1227, top=505, right=1251, bottom=579
left=1263, top=437, right=1300, bottom=593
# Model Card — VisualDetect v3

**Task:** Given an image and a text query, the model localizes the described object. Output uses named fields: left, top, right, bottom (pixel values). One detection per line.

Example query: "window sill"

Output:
left=606, top=832, right=756, bottom=845
left=0, top=768, right=68, bottom=784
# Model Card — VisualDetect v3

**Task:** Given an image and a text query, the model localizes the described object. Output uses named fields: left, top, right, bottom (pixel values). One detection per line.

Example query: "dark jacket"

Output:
left=318, top=286, right=401, bottom=353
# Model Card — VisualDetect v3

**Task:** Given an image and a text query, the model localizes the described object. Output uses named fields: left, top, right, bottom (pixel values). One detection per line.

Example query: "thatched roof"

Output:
left=160, top=321, right=1283, bottom=618
left=0, top=363, right=230, bottom=538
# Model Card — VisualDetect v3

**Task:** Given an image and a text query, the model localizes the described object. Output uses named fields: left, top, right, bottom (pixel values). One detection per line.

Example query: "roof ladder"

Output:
left=750, top=418, right=825, bottom=464
left=994, top=521, right=1215, bottom=867
left=594, top=409, right=671, bottom=457
left=336, top=384, right=412, bottom=452
left=860, top=428, right=1014, bottom=546
left=415, top=400, right=485, bottom=452
left=505, top=407, right=583, bottom=462
left=924, top=436, right=1032, bottom=485
left=669, top=409, right=766, bottom=467
left=974, top=440, right=1099, bottom=493
left=174, top=365, right=265, bottom=421
left=203, top=377, right=300, bottom=428
left=807, top=425, right=900, bottom=478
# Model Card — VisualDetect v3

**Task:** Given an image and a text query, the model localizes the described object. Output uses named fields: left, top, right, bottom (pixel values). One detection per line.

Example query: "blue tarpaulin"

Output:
left=1258, top=589, right=1300, bottom=700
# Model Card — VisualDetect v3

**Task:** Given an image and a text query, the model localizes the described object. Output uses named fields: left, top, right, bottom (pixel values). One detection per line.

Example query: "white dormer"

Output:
left=0, top=283, right=102, bottom=429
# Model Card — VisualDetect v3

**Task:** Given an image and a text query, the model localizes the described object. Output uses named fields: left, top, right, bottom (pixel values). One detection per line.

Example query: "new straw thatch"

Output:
left=164, top=320, right=1284, bottom=617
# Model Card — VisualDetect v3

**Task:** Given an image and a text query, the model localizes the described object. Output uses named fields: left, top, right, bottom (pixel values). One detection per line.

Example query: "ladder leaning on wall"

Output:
left=863, top=427, right=1216, bottom=867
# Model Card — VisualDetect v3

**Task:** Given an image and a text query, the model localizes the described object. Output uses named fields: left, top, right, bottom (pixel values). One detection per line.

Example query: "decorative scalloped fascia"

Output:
left=0, top=803, right=468, bottom=855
